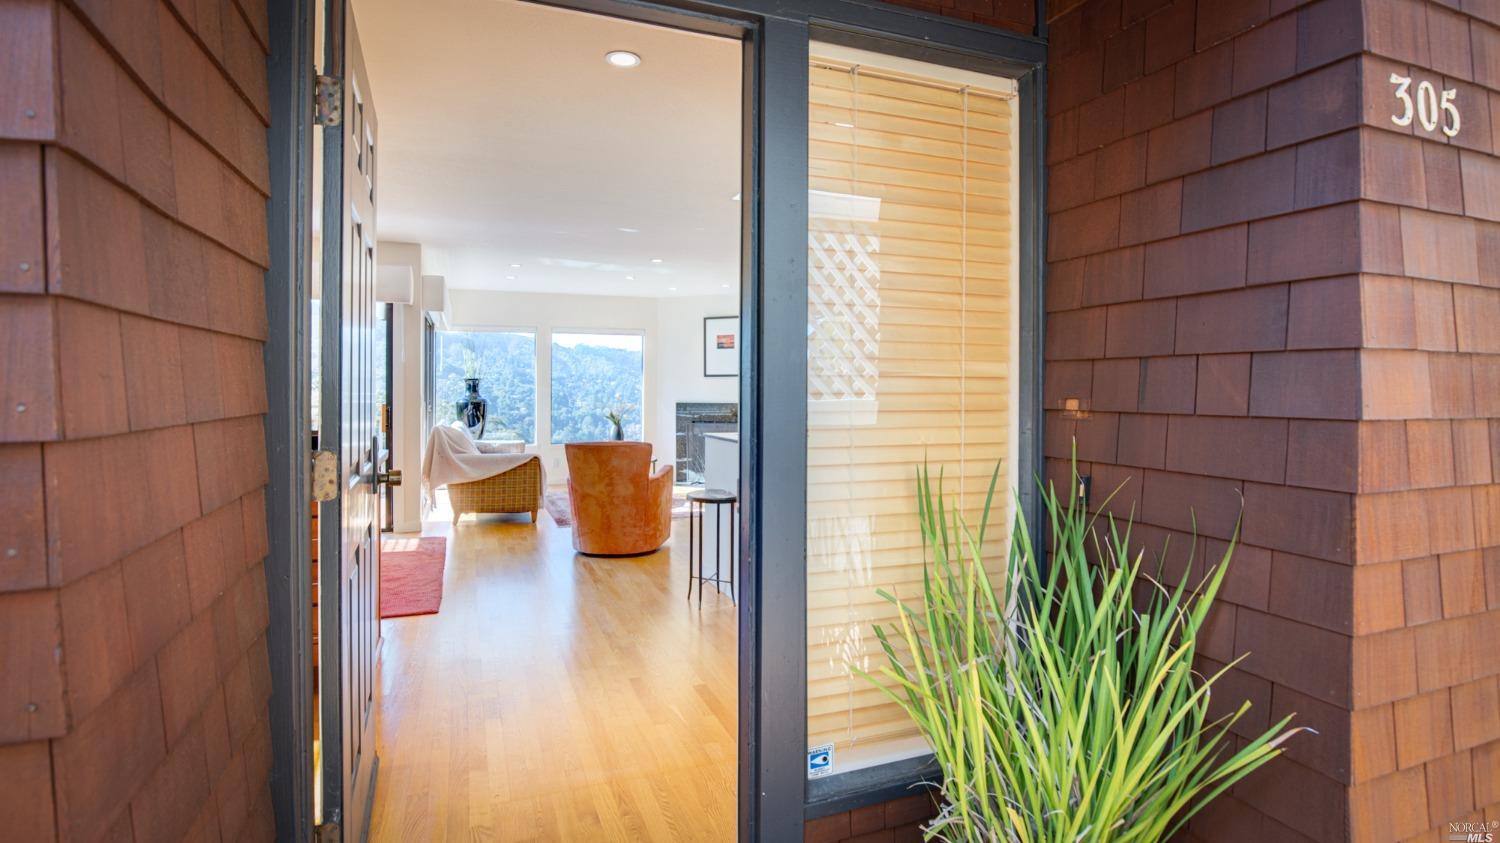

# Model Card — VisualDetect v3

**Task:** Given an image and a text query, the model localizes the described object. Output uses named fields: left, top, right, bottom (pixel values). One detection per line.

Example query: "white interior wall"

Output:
left=379, top=241, right=425, bottom=532
left=653, top=295, right=740, bottom=466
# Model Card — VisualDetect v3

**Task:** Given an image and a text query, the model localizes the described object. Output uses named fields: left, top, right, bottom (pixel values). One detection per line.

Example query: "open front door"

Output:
left=318, top=1, right=382, bottom=839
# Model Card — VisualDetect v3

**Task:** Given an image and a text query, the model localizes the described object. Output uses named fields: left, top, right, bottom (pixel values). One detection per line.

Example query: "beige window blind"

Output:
left=806, top=47, right=1018, bottom=776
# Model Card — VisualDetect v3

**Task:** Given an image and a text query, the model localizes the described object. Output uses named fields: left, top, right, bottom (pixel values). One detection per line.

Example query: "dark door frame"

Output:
left=264, top=0, right=317, bottom=837
left=262, top=0, right=1046, bottom=840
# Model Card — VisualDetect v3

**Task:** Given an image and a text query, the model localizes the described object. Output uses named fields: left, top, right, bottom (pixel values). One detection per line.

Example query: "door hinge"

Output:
left=314, top=820, right=341, bottom=843
left=312, top=449, right=339, bottom=502
left=315, top=74, right=343, bottom=127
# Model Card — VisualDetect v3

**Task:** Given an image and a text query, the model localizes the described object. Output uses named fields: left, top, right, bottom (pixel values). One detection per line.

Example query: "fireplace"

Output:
left=675, top=402, right=738, bottom=483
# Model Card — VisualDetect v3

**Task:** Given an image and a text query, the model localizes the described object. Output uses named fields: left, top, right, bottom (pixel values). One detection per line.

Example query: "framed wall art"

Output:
left=703, top=316, right=739, bottom=377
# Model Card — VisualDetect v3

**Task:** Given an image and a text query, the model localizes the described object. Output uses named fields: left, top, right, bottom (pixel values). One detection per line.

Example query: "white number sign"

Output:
left=1441, top=88, right=1461, bottom=137
left=1391, top=73, right=1460, bottom=137
left=1416, top=79, right=1438, bottom=131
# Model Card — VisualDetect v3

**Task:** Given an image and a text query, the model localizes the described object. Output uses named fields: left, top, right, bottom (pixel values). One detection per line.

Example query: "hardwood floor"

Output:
left=368, top=510, right=738, bottom=842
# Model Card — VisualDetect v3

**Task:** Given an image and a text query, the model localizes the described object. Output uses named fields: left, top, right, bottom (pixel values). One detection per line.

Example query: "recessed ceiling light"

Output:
left=721, top=284, right=730, bottom=288
left=668, top=286, right=678, bottom=291
left=731, top=193, right=741, bottom=201
left=505, top=275, right=516, bottom=280
left=618, top=227, right=639, bottom=233
left=605, top=50, right=641, bottom=68
left=625, top=275, right=635, bottom=281
left=650, top=258, right=663, bottom=263
left=510, top=263, right=521, bottom=268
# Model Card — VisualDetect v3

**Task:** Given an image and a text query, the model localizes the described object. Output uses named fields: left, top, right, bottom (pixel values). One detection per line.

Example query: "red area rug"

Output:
left=380, top=536, right=446, bottom=618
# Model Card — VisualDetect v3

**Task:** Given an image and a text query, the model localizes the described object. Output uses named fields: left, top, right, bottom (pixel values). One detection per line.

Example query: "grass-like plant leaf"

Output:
left=860, top=459, right=1306, bottom=842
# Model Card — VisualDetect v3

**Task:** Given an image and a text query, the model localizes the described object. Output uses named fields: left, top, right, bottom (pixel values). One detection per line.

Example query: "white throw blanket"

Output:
left=421, top=423, right=544, bottom=507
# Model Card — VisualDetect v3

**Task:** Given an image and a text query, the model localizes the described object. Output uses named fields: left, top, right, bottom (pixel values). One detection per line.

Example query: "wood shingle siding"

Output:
left=1044, top=0, right=1500, bottom=840
left=0, top=0, right=273, bottom=839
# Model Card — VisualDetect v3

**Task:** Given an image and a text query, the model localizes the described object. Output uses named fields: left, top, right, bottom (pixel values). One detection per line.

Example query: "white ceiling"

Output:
left=356, top=0, right=742, bottom=297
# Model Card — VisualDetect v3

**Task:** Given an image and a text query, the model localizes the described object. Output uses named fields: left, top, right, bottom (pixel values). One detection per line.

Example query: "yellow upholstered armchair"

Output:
left=448, top=456, right=543, bottom=524
left=564, top=442, right=672, bottom=556
left=424, top=425, right=544, bottom=524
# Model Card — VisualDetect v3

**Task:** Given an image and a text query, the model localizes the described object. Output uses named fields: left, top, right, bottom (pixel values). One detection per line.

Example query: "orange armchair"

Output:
left=564, top=442, right=673, bottom=556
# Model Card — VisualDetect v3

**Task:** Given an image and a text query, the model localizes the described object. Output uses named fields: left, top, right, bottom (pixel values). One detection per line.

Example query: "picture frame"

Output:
left=703, top=316, right=739, bottom=377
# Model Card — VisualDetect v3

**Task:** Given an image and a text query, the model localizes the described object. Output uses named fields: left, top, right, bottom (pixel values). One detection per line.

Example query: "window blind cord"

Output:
left=846, top=62, right=859, bottom=743
left=960, top=85, right=969, bottom=510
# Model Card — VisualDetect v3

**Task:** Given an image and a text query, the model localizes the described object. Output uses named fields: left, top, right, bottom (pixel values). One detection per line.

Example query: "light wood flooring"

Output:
left=368, top=508, right=738, bottom=842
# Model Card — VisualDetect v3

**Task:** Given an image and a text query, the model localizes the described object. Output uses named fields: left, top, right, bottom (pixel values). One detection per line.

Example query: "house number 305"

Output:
left=1390, top=73, right=1460, bottom=137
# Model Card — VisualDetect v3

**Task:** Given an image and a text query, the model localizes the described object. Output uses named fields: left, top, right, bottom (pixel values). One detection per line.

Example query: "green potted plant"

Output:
left=862, top=462, right=1305, bottom=842
left=604, top=402, right=634, bottom=441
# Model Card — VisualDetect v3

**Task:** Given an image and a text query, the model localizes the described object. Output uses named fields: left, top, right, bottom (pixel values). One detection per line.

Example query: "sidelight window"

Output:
left=805, top=44, right=1021, bottom=778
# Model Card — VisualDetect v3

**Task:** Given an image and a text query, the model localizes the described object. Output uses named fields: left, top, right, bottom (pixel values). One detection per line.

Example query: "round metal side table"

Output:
left=687, top=488, right=736, bottom=606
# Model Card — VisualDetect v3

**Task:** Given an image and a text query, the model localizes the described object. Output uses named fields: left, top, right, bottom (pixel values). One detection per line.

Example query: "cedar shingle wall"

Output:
left=0, top=1, right=274, bottom=841
left=1343, top=2, right=1500, bottom=841
left=804, top=793, right=940, bottom=843
left=1045, top=0, right=1500, bottom=841
left=877, top=0, right=1036, bottom=34
left=1046, top=1, right=1366, bottom=836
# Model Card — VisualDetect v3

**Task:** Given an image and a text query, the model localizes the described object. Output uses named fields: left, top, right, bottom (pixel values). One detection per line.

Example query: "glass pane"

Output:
left=805, top=45, right=1020, bottom=778
left=311, top=0, right=328, bottom=827
left=550, top=332, right=645, bottom=444
left=423, top=318, right=435, bottom=432
left=434, top=330, right=538, bottom=443
left=374, top=304, right=388, bottom=451
left=309, top=297, right=321, bottom=433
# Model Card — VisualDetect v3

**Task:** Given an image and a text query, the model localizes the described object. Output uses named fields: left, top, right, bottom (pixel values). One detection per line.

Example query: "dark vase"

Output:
left=611, top=421, right=624, bottom=441
left=455, top=378, right=487, bottom=439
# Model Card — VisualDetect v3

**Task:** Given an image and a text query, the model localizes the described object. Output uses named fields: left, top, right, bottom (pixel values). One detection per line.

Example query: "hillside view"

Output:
left=434, top=330, right=538, bottom=443
left=550, top=333, right=644, bottom=443
left=433, top=330, right=643, bottom=444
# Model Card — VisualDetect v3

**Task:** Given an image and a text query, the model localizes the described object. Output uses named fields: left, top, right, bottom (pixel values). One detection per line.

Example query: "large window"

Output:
left=550, top=332, right=644, bottom=444
left=374, top=303, right=389, bottom=452
left=805, top=47, right=1019, bottom=777
left=434, top=329, right=538, bottom=443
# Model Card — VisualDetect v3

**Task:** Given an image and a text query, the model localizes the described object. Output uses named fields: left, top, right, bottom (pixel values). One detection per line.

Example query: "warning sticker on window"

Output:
left=807, top=744, right=834, bottom=779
